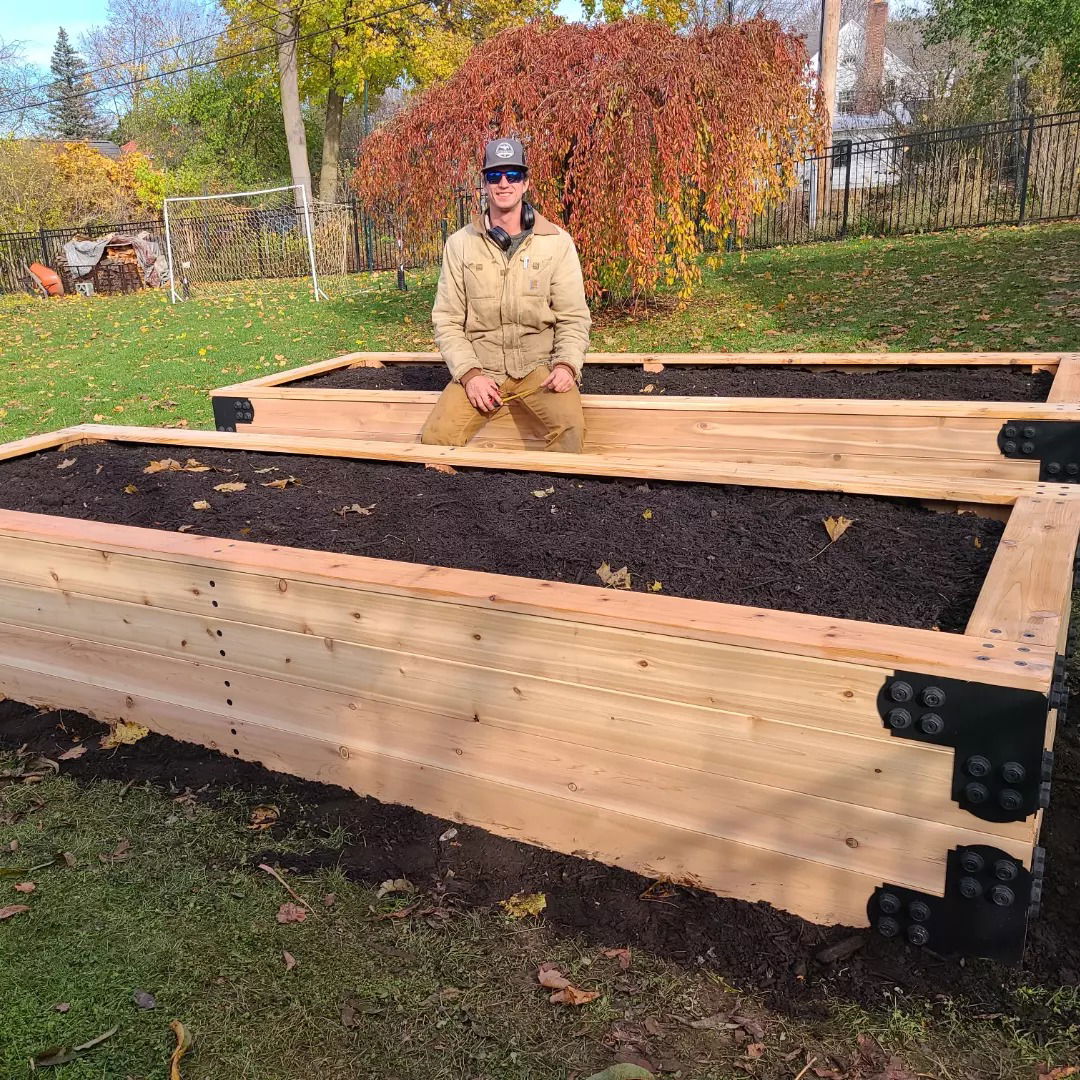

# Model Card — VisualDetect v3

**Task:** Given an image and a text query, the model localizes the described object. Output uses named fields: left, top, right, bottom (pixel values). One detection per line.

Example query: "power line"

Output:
left=0, top=0, right=433, bottom=120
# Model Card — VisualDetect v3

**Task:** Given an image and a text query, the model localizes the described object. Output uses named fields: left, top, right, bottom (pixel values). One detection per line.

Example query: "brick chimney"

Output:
left=855, top=0, right=888, bottom=114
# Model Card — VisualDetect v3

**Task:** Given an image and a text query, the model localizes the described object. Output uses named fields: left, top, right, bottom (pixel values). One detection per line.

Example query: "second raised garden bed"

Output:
left=0, top=424, right=1074, bottom=962
left=212, top=351, right=1080, bottom=482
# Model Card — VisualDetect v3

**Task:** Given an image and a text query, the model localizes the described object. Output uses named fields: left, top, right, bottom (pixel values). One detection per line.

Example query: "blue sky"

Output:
left=5, top=0, right=586, bottom=71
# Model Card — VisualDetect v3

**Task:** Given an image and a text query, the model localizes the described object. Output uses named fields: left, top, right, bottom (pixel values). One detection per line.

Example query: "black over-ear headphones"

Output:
left=487, top=202, right=535, bottom=251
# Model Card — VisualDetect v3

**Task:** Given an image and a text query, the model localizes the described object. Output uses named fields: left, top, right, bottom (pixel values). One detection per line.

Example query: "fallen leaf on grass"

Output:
left=596, top=562, right=632, bottom=589
left=99, top=838, right=131, bottom=863
left=58, top=745, right=87, bottom=760
left=283, top=950, right=297, bottom=971
left=30, top=1023, right=119, bottom=1069
left=100, top=721, right=149, bottom=749
left=1039, top=1068, right=1080, bottom=1079
left=13, top=882, right=35, bottom=893
left=500, top=892, right=547, bottom=918
left=323, top=893, right=337, bottom=907
left=133, top=989, right=157, bottom=1009
left=262, top=476, right=300, bottom=490
left=144, top=458, right=183, bottom=474
left=745, top=1042, right=765, bottom=1059
left=0, top=904, right=29, bottom=919
left=53, top=1003, right=70, bottom=1013
left=276, top=902, right=307, bottom=924
left=191, top=500, right=211, bottom=511
left=169, top=1019, right=192, bottom=1080
left=603, top=947, right=632, bottom=970
left=56, top=458, right=76, bottom=471
left=537, top=962, right=600, bottom=1005
left=213, top=482, right=247, bottom=493
left=531, top=487, right=555, bottom=498
left=822, top=515, right=854, bottom=542
left=247, top=805, right=280, bottom=830
left=689, top=1012, right=741, bottom=1031
left=336, top=503, right=375, bottom=517
left=376, top=877, right=416, bottom=898
left=424, top=462, right=458, bottom=475
left=584, top=1067, right=656, bottom=1080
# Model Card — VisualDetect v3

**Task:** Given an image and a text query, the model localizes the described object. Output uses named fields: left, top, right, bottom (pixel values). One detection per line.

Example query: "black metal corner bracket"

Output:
left=998, top=420, right=1080, bottom=481
left=868, top=844, right=1045, bottom=964
left=878, top=672, right=1052, bottom=822
left=212, top=396, right=254, bottom=432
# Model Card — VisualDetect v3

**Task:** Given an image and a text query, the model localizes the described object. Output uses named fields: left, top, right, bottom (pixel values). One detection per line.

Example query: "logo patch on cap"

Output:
left=496, top=142, right=514, bottom=159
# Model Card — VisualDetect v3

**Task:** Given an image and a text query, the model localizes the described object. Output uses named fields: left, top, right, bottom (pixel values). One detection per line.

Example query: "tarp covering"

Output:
left=63, top=232, right=168, bottom=286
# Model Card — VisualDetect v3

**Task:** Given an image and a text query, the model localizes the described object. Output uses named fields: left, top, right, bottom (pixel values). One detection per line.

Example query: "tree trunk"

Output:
left=319, top=63, right=344, bottom=202
left=275, top=9, right=313, bottom=206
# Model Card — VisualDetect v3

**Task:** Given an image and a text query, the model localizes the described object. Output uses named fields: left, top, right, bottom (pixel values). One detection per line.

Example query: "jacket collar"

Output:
left=468, top=209, right=561, bottom=237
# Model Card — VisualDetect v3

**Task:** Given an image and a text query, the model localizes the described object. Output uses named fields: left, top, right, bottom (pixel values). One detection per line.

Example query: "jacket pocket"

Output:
left=464, top=260, right=498, bottom=299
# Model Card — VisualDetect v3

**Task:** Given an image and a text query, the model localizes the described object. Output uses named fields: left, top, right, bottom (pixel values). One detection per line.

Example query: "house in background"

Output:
left=24, top=139, right=124, bottom=160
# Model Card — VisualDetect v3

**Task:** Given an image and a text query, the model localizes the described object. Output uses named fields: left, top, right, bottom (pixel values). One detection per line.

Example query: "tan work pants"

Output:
left=419, top=366, right=586, bottom=453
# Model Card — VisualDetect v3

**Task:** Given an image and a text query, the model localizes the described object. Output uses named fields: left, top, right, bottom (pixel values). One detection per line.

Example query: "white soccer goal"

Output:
left=163, top=184, right=328, bottom=302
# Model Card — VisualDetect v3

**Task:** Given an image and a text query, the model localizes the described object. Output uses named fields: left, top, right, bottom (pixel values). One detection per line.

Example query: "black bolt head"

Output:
left=1021, top=441, right=1036, bottom=454
left=877, top=916, right=900, bottom=939
left=919, top=713, right=945, bottom=735
left=878, top=891, right=902, bottom=915
left=1004, top=425, right=1018, bottom=438
left=888, top=681, right=913, bottom=703
left=1069, top=463, right=1080, bottom=476
left=965, top=754, right=992, bottom=778
left=993, top=859, right=1019, bottom=882
left=1003, top=439, right=1018, bottom=453
left=906, top=924, right=930, bottom=947
left=965, top=782, right=990, bottom=804
left=1023, top=426, right=1036, bottom=439
left=887, top=708, right=913, bottom=730
left=1048, top=462, right=1063, bottom=475
left=1001, top=761, right=1026, bottom=784
left=959, top=850, right=985, bottom=873
left=920, top=686, right=946, bottom=708
left=959, top=876, right=984, bottom=899
left=998, top=788, right=1023, bottom=812
left=908, top=900, right=931, bottom=922
left=990, top=884, right=1015, bottom=907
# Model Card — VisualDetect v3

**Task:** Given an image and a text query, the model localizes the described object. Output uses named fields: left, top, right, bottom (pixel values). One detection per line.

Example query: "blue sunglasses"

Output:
left=484, top=169, right=527, bottom=184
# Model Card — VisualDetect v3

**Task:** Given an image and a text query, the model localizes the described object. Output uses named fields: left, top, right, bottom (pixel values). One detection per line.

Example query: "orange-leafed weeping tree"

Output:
left=353, top=17, right=824, bottom=302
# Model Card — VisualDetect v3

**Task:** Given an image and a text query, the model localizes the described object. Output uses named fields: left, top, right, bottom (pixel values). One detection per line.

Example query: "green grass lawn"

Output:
left=2, top=222, right=1080, bottom=1078
left=1, top=221, right=1078, bottom=442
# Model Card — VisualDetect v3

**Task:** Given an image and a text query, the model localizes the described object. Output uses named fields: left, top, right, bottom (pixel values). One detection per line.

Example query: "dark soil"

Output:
left=3, top=698, right=1079, bottom=1026
left=0, top=442, right=1005, bottom=630
left=292, top=362, right=1054, bottom=401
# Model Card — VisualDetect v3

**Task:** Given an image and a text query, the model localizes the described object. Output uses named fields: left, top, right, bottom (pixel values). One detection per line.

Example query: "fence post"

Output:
left=1017, top=113, right=1036, bottom=224
left=348, top=196, right=362, bottom=272
left=840, top=149, right=852, bottom=237
left=38, top=227, right=49, bottom=267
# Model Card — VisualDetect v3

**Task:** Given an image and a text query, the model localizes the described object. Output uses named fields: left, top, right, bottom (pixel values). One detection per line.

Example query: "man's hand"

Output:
left=464, top=374, right=503, bottom=412
left=541, top=364, right=576, bottom=393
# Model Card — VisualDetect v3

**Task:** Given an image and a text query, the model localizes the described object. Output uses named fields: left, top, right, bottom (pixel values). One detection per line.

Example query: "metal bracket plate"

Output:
left=868, top=844, right=1045, bottom=964
left=997, top=420, right=1080, bottom=481
left=878, top=672, right=1052, bottom=822
left=212, top=396, right=254, bottom=432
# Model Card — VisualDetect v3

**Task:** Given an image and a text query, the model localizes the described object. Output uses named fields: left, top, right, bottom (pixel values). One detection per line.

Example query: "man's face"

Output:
left=484, top=169, right=530, bottom=215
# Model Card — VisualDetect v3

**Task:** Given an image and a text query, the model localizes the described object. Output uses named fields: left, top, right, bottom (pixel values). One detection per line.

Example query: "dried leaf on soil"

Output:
left=13, top=882, right=35, bottom=893
left=191, top=500, right=211, bottom=511
left=647, top=580, right=662, bottom=592
left=376, top=877, right=417, bottom=898
left=642, top=508, right=653, bottom=520
left=169, top=1019, right=192, bottom=1080
left=276, top=902, right=307, bottom=924
left=348, top=357, right=385, bottom=368
left=283, top=950, right=297, bottom=971
left=262, top=476, right=300, bottom=489
left=424, top=462, right=458, bottom=475
left=537, top=963, right=571, bottom=990
left=133, top=989, right=157, bottom=1009
left=144, top=458, right=183, bottom=474
left=603, top=947, right=632, bottom=970
left=337, top=503, right=376, bottom=516
left=182, top=459, right=210, bottom=472
left=0, top=904, right=30, bottom=919
left=58, top=745, right=87, bottom=760
left=247, top=805, right=280, bottom=831
left=123, top=484, right=139, bottom=494
left=643, top=361, right=665, bottom=373
left=58, top=437, right=106, bottom=452
left=531, top=487, right=555, bottom=498
left=213, top=482, right=247, bottom=493
left=596, top=562, right=632, bottom=589
left=100, top=721, right=149, bottom=749
left=639, top=383, right=656, bottom=394
left=822, top=515, right=853, bottom=542
left=56, top=458, right=76, bottom=471
left=438, top=827, right=458, bottom=842
left=499, top=891, right=547, bottom=918
left=745, top=1042, right=765, bottom=1059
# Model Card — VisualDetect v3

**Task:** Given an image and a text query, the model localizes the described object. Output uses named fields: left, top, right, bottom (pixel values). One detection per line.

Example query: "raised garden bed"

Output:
left=0, top=424, right=1075, bottom=963
left=212, top=352, right=1080, bottom=482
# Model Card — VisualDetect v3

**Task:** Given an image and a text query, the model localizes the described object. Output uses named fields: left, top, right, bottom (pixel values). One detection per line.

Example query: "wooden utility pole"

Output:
left=814, top=0, right=841, bottom=223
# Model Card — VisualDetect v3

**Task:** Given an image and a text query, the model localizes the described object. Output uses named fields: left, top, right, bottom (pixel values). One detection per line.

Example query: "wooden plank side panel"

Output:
left=0, top=511, right=1055, bottom=691
left=0, top=655, right=885, bottom=928
left=0, top=427, right=85, bottom=462
left=0, top=622, right=1030, bottom=896
left=1047, top=355, right=1080, bottom=403
left=966, top=495, right=1080, bottom=647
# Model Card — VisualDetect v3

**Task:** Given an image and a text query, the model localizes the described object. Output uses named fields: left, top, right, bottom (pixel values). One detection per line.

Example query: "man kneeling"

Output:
left=422, top=137, right=592, bottom=453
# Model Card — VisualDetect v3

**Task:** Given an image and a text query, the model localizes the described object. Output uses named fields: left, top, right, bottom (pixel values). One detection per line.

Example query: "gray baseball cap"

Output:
left=483, top=137, right=527, bottom=172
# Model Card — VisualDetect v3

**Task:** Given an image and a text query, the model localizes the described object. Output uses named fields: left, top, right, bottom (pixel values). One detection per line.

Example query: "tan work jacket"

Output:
left=432, top=211, right=592, bottom=384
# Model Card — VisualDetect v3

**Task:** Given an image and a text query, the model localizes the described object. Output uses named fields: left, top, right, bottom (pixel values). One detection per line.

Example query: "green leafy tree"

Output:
left=46, top=28, right=104, bottom=139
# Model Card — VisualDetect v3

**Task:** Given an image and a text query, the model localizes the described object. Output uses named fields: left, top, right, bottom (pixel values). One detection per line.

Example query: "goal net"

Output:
left=163, top=185, right=330, bottom=301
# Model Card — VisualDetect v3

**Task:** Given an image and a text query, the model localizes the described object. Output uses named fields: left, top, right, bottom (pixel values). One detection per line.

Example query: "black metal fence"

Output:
left=2, top=112, right=1078, bottom=294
